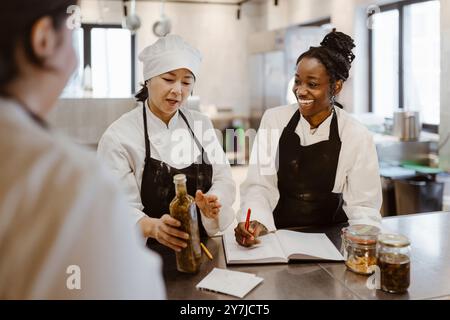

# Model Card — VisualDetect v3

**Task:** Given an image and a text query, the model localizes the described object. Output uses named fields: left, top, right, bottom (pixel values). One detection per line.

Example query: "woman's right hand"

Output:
left=139, top=215, right=189, bottom=252
left=234, top=220, right=268, bottom=247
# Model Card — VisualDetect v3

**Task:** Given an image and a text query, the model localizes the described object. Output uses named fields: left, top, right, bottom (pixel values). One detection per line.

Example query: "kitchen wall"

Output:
left=80, top=0, right=264, bottom=116
left=264, top=0, right=332, bottom=30
left=48, top=98, right=136, bottom=147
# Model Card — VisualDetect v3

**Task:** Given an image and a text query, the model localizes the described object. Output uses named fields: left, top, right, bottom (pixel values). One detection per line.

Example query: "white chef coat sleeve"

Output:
left=341, top=130, right=383, bottom=229
left=97, top=130, right=146, bottom=225
left=200, top=117, right=236, bottom=236
left=31, top=157, right=165, bottom=299
left=239, top=111, right=280, bottom=232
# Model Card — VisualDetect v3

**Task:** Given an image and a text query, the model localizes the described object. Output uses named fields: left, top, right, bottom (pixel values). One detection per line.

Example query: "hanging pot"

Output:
left=153, top=0, right=171, bottom=37
left=122, top=0, right=141, bottom=34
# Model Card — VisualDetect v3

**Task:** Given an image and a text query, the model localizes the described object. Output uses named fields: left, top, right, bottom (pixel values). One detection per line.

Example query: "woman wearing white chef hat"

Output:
left=98, top=35, right=235, bottom=261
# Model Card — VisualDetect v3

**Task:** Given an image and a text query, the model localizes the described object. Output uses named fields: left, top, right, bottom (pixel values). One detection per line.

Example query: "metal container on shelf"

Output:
left=393, top=110, right=421, bottom=141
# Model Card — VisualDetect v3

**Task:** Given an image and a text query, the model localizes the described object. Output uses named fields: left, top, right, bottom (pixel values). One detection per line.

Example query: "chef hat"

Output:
left=138, top=35, right=202, bottom=81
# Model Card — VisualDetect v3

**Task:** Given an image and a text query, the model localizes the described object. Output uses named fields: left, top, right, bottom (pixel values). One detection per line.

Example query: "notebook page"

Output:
left=196, top=268, right=263, bottom=298
left=223, top=231, right=287, bottom=264
left=276, top=230, right=344, bottom=261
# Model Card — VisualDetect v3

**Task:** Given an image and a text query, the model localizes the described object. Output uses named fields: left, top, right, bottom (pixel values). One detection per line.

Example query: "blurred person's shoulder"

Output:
left=0, top=98, right=119, bottom=208
left=0, top=99, right=139, bottom=299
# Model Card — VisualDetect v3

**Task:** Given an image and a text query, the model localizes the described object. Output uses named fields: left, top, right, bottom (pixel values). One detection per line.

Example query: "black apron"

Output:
left=273, top=108, right=347, bottom=229
left=140, top=103, right=212, bottom=274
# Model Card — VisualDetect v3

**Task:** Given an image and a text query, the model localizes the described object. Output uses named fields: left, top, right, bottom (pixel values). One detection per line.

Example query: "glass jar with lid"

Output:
left=377, top=233, right=411, bottom=294
left=341, top=224, right=380, bottom=275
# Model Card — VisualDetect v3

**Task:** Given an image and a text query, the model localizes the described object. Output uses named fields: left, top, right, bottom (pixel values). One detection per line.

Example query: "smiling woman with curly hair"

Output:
left=235, top=29, right=383, bottom=247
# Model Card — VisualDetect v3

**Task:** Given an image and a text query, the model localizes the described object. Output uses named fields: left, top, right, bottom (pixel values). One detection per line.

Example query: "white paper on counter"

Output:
left=196, top=268, right=263, bottom=299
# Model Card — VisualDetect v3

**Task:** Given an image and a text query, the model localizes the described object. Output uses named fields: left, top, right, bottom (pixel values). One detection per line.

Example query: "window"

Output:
left=403, top=1, right=440, bottom=125
left=91, top=28, right=132, bottom=97
left=370, top=0, right=440, bottom=128
left=371, top=10, right=399, bottom=119
left=62, top=24, right=135, bottom=98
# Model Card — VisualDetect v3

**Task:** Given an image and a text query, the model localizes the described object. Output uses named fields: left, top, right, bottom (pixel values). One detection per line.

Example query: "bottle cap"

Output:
left=173, top=174, right=187, bottom=183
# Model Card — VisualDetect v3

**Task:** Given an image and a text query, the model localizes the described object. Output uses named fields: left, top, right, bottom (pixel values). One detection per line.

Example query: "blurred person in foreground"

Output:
left=0, top=1, right=165, bottom=299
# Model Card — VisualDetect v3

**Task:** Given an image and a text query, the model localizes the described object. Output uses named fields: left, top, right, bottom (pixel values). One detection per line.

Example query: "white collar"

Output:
left=145, top=99, right=180, bottom=130
left=299, top=110, right=334, bottom=136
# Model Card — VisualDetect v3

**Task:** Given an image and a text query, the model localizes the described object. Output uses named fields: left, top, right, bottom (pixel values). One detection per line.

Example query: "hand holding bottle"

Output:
left=153, top=214, right=189, bottom=252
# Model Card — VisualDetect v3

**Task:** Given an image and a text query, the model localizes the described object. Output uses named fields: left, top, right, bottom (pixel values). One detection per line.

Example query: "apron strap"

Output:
left=286, top=109, right=301, bottom=132
left=328, top=108, right=341, bottom=143
left=142, top=103, right=206, bottom=161
left=179, top=110, right=206, bottom=158
left=142, top=102, right=151, bottom=159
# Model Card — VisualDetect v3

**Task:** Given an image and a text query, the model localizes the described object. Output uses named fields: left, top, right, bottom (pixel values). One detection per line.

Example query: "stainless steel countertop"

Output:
left=164, top=211, right=450, bottom=300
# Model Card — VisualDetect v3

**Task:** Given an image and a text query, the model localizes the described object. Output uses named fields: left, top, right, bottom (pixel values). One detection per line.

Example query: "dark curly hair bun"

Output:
left=321, top=29, right=355, bottom=64
left=319, top=28, right=355, bottom=81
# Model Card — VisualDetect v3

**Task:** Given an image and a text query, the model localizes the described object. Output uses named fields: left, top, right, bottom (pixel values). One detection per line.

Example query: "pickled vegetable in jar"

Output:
left=169, top=174, right=202, bottom=273
left=341, top=224, right=380, bottom=275
left=377, top=233, right=411, bottom=294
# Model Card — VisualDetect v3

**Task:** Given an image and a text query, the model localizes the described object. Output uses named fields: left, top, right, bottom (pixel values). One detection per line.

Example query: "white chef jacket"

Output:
left=97, top=102, right=236, bottom=236
left=0, top=97, right=165, bottom=299
left=240, top=104, right=382, bottom=231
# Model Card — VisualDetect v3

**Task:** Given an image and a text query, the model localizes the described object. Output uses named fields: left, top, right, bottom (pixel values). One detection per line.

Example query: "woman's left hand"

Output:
left=195, top=190, right=221, bottom=219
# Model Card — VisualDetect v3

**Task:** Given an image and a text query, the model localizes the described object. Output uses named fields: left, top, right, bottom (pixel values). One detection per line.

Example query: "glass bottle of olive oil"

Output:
left=169, top=174, right=201, bottom=273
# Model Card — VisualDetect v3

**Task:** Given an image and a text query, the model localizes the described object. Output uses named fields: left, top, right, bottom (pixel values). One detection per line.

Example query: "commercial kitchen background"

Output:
left=48, top=0, right=450, bottom=216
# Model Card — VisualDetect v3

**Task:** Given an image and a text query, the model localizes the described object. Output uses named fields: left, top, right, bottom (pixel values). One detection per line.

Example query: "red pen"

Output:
left=245, top=208, right=251, bottom=231
left=243, top=208, right=251, bottom=245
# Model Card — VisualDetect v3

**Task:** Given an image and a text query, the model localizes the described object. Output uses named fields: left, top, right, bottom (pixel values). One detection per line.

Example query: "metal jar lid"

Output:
left=343, top=224, right=380, bottom=245
left=378, top=233, right=410, bottom=247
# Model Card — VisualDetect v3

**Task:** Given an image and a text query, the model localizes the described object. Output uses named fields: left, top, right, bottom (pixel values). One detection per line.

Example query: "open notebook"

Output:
left=223, top=229, right=344, bottom=264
